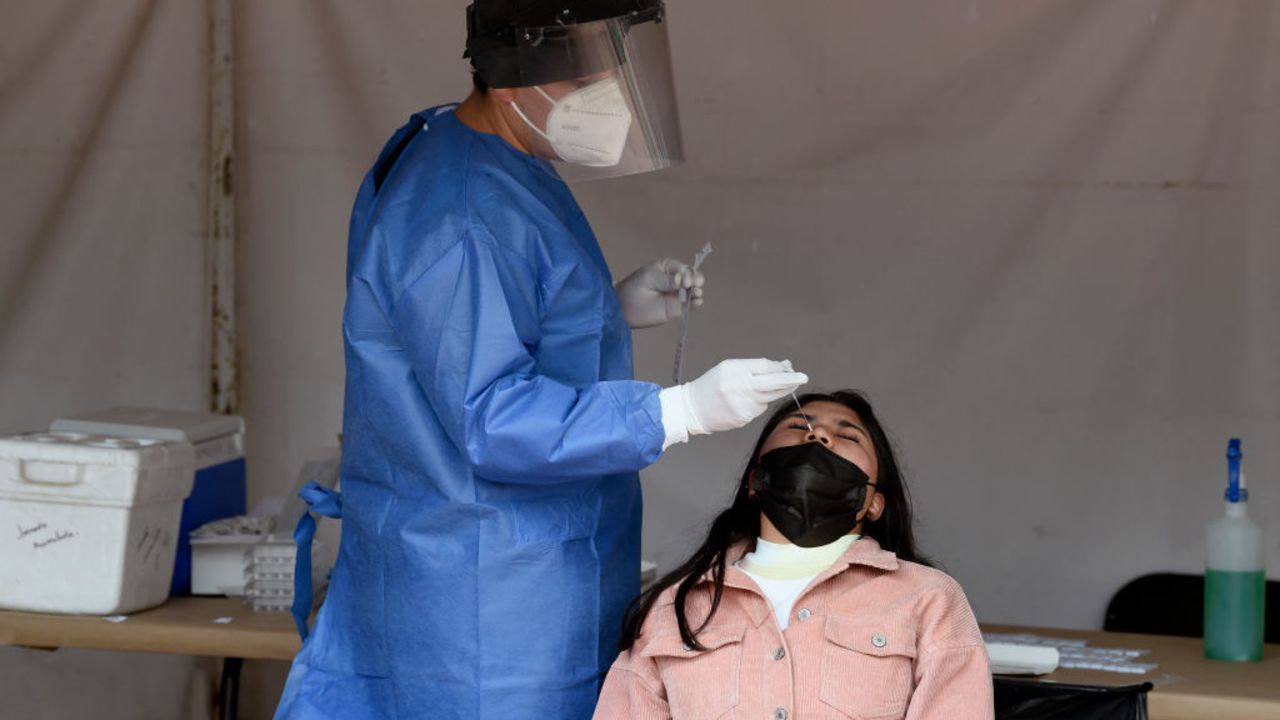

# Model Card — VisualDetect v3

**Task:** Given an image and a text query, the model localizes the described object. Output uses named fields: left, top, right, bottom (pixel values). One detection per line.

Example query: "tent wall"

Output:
left=0, top=2, right=211, bottom=718
left=1, top=1, right=1277, bottom=717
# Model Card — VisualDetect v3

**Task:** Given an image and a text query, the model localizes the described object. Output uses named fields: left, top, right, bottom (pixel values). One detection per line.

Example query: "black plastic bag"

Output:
left=994, top=678, right=1152, bottom=720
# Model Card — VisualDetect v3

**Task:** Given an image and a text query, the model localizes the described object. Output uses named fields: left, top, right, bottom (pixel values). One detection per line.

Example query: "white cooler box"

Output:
left=0, top=431, right=195, bottom=614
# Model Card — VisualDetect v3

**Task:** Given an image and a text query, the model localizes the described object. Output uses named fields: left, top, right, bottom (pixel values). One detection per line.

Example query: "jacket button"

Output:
left=796, top=607, right=812, bottom=621
left=774, top=709, right=788, bottom=720
left=773, top=646, right=786, bottom=661
left=872, top=633, right=887, bottom=648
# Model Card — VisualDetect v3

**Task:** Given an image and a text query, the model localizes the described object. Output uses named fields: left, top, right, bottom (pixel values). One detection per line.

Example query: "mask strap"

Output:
left=509, top=100, right=552, bottom=142
left=858, top=482, right=880, bottom=528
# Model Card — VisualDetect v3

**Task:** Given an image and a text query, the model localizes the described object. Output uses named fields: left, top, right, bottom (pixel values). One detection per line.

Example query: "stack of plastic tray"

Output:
left=243, top=538, right=331, bottom=613
left=244, top=539, right=294, bottom=612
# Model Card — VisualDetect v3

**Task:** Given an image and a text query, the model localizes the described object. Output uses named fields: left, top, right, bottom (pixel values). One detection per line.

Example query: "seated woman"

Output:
left=594, top=391, right=993, bottom=720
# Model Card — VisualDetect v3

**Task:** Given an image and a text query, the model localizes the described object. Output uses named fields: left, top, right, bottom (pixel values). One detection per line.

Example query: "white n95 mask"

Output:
left=511, top=78, right=634, bottom=167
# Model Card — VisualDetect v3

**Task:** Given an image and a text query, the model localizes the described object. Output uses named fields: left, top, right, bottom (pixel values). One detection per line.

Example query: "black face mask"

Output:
left=755, top=442, right=876, bottom=548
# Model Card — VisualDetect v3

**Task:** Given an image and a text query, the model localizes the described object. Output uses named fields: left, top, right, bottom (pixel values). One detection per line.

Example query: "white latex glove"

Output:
left=658, top=359, right=808, bottom=449
left=614, top=258, right=706, bottom=330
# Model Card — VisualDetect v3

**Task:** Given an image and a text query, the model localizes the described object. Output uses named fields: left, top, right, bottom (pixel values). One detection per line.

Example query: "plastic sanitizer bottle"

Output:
left=1204, top=438, right=1266, bottom=662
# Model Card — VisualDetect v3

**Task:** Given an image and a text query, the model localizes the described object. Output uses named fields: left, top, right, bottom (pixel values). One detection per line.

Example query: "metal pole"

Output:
left=208, top=0, right=237, bottom=414
left=218, top=657, right=243, bottom=720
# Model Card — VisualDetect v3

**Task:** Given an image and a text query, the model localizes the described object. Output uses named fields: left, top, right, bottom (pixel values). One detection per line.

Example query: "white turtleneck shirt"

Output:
left=734, top=535, right=857, bottom=630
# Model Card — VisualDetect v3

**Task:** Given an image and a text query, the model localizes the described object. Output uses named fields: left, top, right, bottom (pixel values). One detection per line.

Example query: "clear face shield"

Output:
left=507, top=8, right=683, bottom=181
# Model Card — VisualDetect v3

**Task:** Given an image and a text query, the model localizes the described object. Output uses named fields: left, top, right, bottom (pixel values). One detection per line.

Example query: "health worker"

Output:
left=273, top=2, right=807, bottom=719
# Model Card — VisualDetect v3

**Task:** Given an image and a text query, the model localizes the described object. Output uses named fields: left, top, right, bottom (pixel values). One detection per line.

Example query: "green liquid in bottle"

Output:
left=1204, top=569, right=1265, bottom=662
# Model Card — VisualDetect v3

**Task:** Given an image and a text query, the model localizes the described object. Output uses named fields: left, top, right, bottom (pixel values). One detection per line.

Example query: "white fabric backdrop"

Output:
left=2, top=1, right=1278, bottom=718
left=0, top=2, right=210, bottom=718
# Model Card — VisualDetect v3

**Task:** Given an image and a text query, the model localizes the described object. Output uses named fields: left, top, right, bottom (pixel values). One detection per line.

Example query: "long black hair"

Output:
left=618, top=389, right=931, bottom=651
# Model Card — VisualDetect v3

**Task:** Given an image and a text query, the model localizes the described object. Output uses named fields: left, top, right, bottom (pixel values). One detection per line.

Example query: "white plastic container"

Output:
left=1204, top=438, right=1266, bottom=662
left=0, top=431, right=195, bottom=614
left=640, top=560, right=658, bottom=591
left=51, top=407, right=247, bottom=595
left=189, top=534, right=260, bottom=596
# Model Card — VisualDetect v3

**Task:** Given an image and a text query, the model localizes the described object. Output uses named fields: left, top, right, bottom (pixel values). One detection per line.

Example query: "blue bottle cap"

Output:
left=1225, top=438, right=1247, bottom=502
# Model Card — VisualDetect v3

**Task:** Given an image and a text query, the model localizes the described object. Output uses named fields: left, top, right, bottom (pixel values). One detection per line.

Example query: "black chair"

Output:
left=1103, top=572, right=1278, bottom=644
left=994, top=679, right=1152, bottom=720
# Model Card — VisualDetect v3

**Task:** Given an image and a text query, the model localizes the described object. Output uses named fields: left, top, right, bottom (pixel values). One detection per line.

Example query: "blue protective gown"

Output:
left=274, top=105, right=666, bottom=720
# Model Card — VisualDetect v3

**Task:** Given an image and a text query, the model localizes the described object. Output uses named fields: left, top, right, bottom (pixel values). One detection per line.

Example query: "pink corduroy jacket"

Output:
left=594, top=537, right=994, bottom=720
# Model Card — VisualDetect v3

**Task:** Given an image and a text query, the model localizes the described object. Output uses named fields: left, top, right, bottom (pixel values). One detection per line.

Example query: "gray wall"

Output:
left=238, top=0, right=1280, bottom=628
left=2, top=1, right=1278, bottom=718
left=0, top=2, right=210, bottom=718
